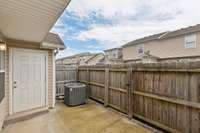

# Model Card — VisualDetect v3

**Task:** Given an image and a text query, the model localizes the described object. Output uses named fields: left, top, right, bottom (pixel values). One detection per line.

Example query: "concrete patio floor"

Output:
left=1, top=101, right=157, bottom=133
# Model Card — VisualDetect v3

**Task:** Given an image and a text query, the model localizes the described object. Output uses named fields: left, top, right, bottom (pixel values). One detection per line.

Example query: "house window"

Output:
left=137, top=44, right=144, bottom=54
left=0, top=42, right=6, bottom=103
left=0, top=51, right=5, bottom=71
left=0, top=50, right=5, bottom=103
left=185, top=34, right=196, bottom=48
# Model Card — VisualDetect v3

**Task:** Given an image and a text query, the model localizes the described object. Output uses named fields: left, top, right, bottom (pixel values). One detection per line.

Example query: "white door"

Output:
left=13, top=49, right=46, bottom=113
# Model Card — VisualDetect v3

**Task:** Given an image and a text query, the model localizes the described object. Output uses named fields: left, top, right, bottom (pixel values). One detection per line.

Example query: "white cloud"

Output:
left=75, top=23, right=168, bottom=49
left=66, top=0, right=200, bottom=50
left=67, top=0, right=140, bottom=19
left=85, top=44, right=103, bottom=49
left=51, top=20, right=68, bottom=38
left=67, top=0, right=187, bottom=21
left=53, top=0, right=200, bottom=57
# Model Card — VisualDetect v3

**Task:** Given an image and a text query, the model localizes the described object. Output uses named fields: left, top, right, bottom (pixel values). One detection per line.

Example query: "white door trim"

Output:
left=9, top=48, right=48, bottom=115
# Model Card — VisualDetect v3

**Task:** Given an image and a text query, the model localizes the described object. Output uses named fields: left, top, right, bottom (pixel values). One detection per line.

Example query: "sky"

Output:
left=51, top=0, right=200, bottom=59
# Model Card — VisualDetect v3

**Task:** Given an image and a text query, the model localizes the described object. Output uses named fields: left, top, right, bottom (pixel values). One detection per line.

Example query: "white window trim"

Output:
left=137, top=44, right=144, bottom=54
left=185, top=34, right=197, bottom=49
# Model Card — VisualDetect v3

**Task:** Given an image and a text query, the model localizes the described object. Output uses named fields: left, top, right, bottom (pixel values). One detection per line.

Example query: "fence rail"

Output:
left=56, top=62, right=200, bottom=132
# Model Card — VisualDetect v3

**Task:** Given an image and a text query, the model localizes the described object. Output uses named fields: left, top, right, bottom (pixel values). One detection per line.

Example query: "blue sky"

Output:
left=51, top=0, right=200, bottom=59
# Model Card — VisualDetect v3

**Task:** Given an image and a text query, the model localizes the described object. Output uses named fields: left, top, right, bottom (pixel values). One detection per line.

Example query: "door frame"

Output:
left=9, top=48, right=48, bottom=115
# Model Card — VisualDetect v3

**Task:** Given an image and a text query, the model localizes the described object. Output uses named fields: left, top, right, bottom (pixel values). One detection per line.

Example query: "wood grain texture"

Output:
left=67, top=62, right=200, bottom=133
left=55, top=65, right=77, bottom=96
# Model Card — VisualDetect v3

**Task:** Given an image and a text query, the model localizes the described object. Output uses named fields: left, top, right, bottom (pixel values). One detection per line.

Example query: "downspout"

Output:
left=52, top=50, right=56, bottom=108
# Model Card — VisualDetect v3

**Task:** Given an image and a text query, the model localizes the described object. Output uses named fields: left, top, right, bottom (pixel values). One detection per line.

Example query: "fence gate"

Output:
left=56, top=65, right=77, bottom=97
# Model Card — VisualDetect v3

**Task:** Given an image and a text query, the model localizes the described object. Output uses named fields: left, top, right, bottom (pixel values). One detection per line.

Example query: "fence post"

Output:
left=62, top=65, right=65, bottom=82
left=127, top=67, right=133, bottom=119
left=86, top=68, right=90, bottom=103
left=76, top=66, right=79, bottom=81
left=104, top=68, right=109, bottom=107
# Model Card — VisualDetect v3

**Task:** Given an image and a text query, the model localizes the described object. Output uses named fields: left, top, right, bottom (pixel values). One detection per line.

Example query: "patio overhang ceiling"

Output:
left=0, top=0, right=70, bottom=43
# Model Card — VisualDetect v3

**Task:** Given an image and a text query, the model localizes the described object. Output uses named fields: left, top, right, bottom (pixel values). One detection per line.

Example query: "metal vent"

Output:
left=64, top=83, right=86, bottom=106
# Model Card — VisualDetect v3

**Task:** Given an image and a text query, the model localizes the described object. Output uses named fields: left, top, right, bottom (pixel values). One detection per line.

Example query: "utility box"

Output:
left=64, top=83, right=86, bottom=106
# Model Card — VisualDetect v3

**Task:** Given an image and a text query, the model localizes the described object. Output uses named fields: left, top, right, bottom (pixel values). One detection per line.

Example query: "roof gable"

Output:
left=41, top=33, right=66, bottom=49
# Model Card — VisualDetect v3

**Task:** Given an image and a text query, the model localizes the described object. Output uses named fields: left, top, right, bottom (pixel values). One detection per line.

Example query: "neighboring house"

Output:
left=84, top=53, right=105, bottom=65
left=56, top=52, right=91, bottom=66
left=56, top=52, right=105, bottom=66
left=122, top=24, right=200, bottom=63
left=104, top=48, right=123, bottom=64
left=78, top=53, right=100, bottom=66
left=0, top=0, right=70, bottom=130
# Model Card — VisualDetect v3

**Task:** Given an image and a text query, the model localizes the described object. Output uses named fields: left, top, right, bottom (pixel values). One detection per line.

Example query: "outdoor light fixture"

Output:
left=0, top=42, right=6, bottom=51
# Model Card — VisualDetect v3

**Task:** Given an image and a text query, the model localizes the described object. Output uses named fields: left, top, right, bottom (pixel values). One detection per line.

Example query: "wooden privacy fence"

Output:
left=77, top=62, right=200, bottom=133
left=56, top=65, right=77, bottom=96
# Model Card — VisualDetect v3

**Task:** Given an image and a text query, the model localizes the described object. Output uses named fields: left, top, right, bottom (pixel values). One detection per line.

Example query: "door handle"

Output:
left=13, top=81, right=17, bottom=84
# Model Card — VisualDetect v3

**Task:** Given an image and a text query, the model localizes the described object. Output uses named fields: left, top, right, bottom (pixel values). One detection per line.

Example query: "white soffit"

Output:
left=0, top=0, right=70, bottom=43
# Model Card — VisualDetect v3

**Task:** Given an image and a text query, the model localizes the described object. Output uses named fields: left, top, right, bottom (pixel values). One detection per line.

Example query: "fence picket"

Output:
left=56, top=62, right=200, bottom=132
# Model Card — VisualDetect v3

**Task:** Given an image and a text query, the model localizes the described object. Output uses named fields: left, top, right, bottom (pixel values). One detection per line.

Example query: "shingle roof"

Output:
left=104, top=47, right=122, bottom=52
left=56, top=52, right=92, bottom=61
left=85, top=53, right=104, bottom=63
left=122, top=24, right=200, bottom=48
left=122, top=32, right=167, bottom=47
left=43, top=33, right=65, bottom=49
left=161, top=24, right=200, bottom=39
